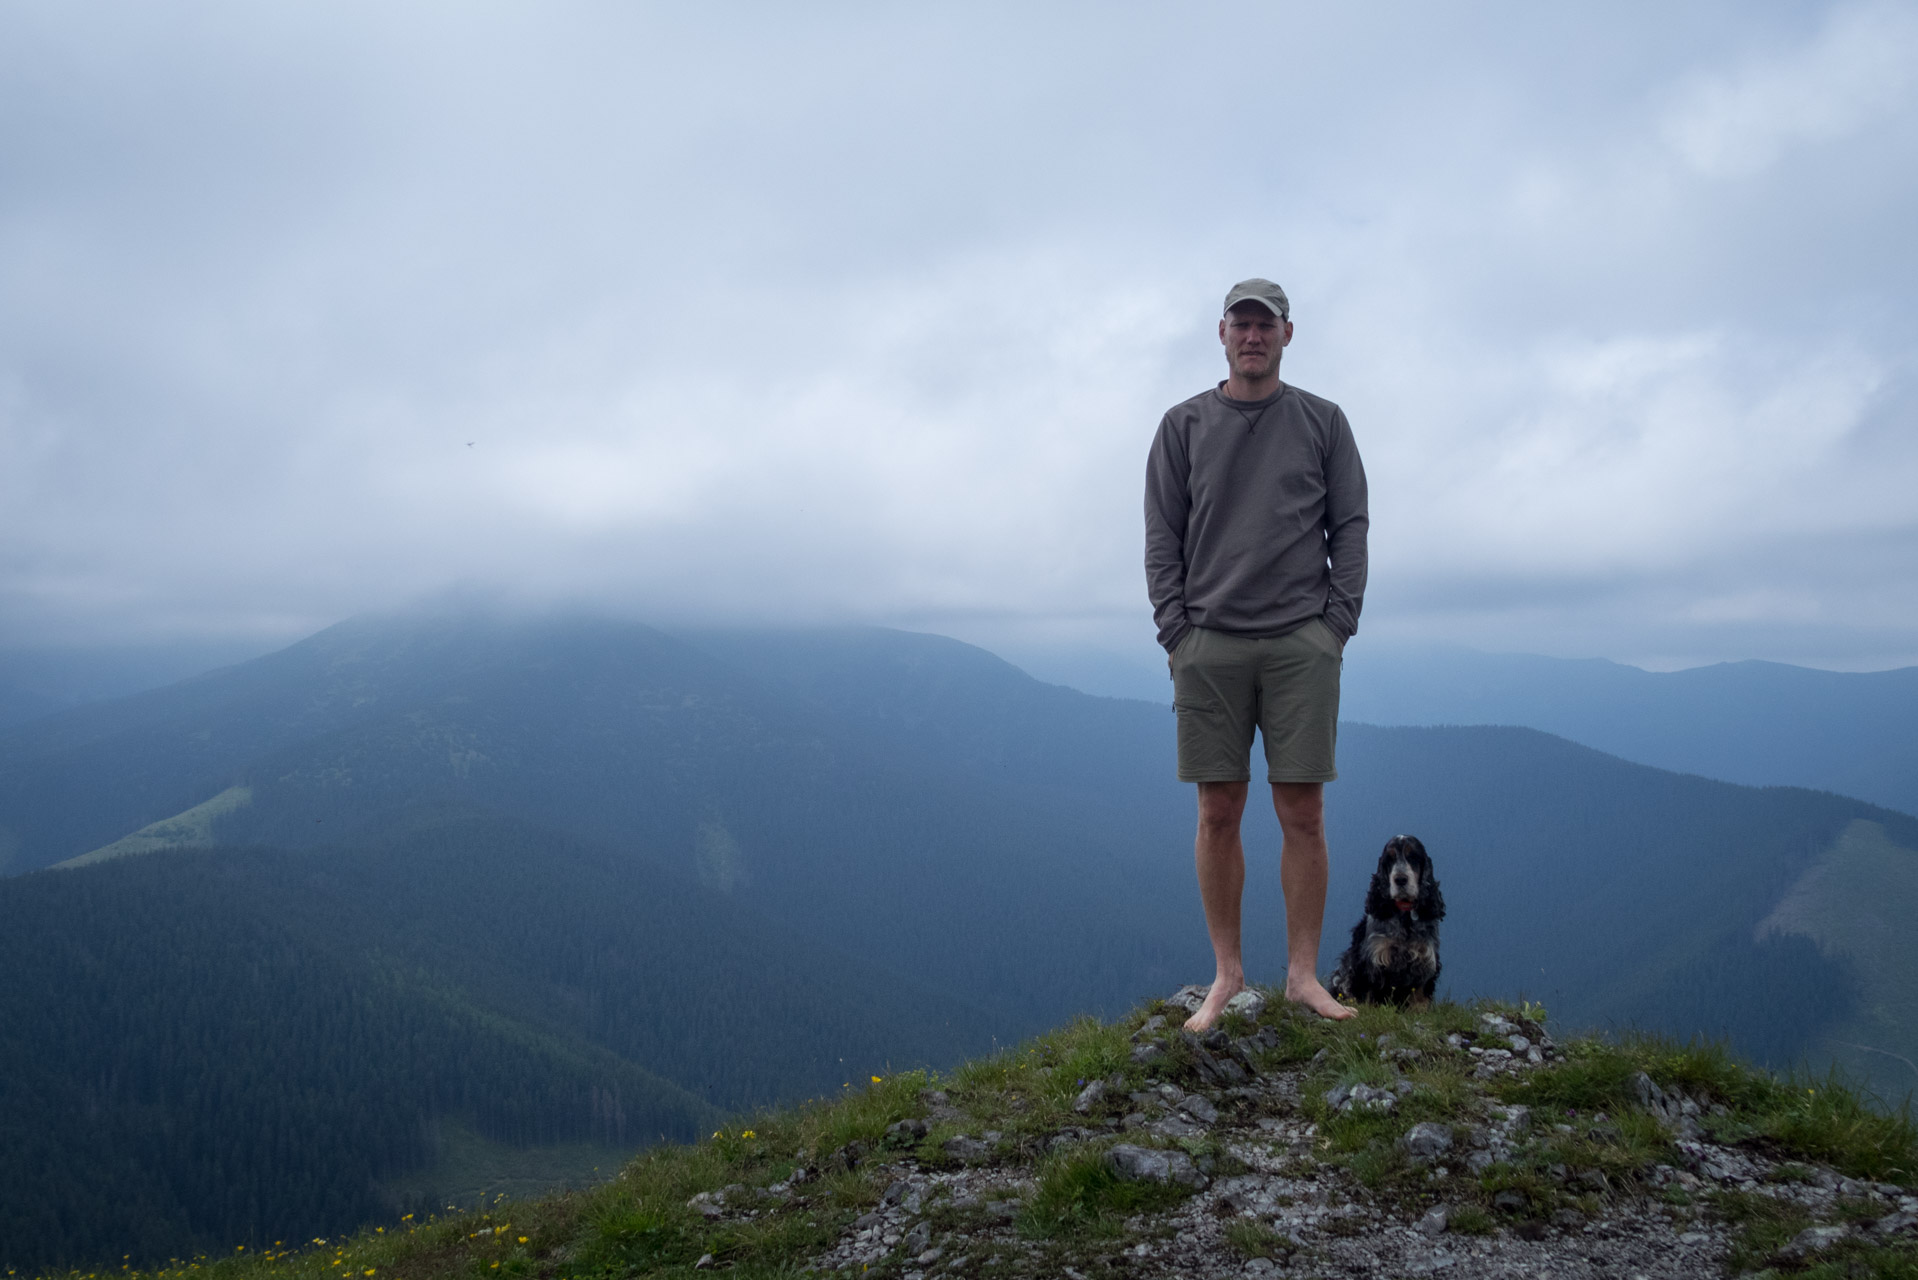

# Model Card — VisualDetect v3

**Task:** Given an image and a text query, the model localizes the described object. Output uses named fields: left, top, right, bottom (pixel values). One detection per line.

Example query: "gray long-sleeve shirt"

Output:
left=1144, top=381, right=1369, bottom=654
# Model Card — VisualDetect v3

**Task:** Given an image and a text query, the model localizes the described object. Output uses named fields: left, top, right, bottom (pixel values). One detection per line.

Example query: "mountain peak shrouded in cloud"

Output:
left=1, top=2, right=1914, bottom=670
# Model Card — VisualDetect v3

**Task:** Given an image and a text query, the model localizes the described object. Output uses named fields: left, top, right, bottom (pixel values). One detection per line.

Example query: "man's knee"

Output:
left=1197, top=780, right=1249, bottom=833
left=1271, top=782, right=1325, bottom=838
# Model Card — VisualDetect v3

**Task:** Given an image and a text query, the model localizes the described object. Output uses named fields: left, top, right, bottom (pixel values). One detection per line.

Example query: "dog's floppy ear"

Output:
left=1364, top=844, right=1397, bottom=918
left=1415, top=848, right=1445, bottom=922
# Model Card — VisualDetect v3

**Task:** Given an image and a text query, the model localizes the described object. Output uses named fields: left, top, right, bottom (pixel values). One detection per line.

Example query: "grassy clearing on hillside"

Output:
left=26, top=996, right=1918, bottom=1280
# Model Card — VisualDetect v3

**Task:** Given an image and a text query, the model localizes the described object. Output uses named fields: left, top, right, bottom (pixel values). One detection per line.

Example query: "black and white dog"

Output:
left=1329, top=835, right=1445, bottom=1007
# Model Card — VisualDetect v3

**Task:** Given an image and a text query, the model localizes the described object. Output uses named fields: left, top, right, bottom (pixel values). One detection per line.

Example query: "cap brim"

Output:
left=1225, top=296, right=1286, bottom=318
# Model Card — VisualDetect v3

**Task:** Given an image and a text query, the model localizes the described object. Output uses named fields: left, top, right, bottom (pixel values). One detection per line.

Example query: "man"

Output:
left=1144, top=278, right=1368, bottom=1029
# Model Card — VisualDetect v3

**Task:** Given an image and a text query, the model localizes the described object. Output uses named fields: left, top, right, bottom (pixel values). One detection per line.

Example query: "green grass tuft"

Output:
left=1222, top=1218, right=1293, bottom=1259
left=1448, top=1205, right=1496, bottom=1235
left=1017, top=1142, right=1192, bottom=1239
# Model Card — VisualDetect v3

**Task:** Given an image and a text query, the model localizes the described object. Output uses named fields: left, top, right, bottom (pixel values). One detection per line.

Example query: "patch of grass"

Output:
left=1497, top=1031, right=1918, bottom=1187
left=1764, top=1075, right=1918, bottom=1184
left=1223, top=1219, right=1292, bottom=1259
left=1017, top=1142, right=1193, bottom=1239
left=1799, top=1241, right=1918, bottom=1280
left=1448, top=1205, right=1496, bottom=1235
left=1532, top=1116, right=1666, bottom=1192
left=1478, top=1164, right=1562, bottom=1218
left=1711, top=1188, right=1817, bottom=1272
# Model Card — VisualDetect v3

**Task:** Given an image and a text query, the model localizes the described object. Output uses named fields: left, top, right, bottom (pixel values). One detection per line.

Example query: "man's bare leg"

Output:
left=1273, top=781, right=1355, bottom=1020
left=1185, top=780, right=1249, bottom=1031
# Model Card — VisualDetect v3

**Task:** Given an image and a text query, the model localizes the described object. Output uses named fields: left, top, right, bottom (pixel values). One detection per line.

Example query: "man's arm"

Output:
left=1321, top=407, right=1369, bottom=643
left=1144, top=414, right=1193, bottom=653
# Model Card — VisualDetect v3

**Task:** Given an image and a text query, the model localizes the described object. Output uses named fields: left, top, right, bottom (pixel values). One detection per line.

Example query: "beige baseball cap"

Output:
left=1223, top=278, right=1290, bottom=319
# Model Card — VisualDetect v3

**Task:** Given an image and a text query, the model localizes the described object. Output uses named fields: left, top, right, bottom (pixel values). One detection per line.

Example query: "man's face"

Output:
left=1218, top=303, right=1293, bottom=381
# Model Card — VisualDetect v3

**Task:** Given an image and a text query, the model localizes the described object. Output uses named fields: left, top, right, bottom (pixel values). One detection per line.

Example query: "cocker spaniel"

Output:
left=1329, top=835, right=1445, bottom=1007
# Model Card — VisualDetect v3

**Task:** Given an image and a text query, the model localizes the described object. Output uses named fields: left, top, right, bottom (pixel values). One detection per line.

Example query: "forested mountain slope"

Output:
left=0, top=810, right=996, bottom=1271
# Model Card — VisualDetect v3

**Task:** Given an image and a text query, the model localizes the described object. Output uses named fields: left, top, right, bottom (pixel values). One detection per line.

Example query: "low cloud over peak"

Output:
left=2, top=2, right=1914, bottom=672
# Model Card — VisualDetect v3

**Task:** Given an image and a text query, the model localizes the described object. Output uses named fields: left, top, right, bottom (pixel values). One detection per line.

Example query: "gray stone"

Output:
left=1492, top=1190, right=1527, bottom=1213
left=1131, top=1042, right=1168, bottom=1067
left=693, top=1254, right=715, bottom=1271
left=687, top=1191, right=724, bottom=1219
left=1874, top=1210, right=1918, bottom=1236
left=1554, top=1208, right=1585, bottom=1228
left=902, top=1223, right=930, bottom=1255
left=1332, top=1082, right=1398, bottom=1113
left=1178, top=1093, right=1219, bottom=1124
left=1631, top=1071, right=1668, bottom=1112
left=1212, top=1055, right=1251, bottom=1085
left=1416, top=1205, right=1450, bottom=1236
left=1148, top=1113, right=1207, bottom=1139
left=1105, top=1142, right=1209, bottom=1189
left=1399, top=1121, right=1455, bottom=1164
left=1780, top=1224, right=1851, bottom=1260
left=1479, top=1013, right=1518, bottom=1036
left=1226, top=988, right=1269, bottom=1019
left=1132, top=1014, right=1167, bottom=1041
left=1072, top=1079, right=1107, bottom=1113
left=916, top=1247, right=943, bottom=1265
left=941, top=1135, right=991, bottom=1163
left=1508, top=1035, right=1531, bottom=1053
left=1166, top=983, right=1210, bottom=1013
left=885, top=1118, right=929, bottom=1144
left=1466, top=1150, right=1497, bottom=1175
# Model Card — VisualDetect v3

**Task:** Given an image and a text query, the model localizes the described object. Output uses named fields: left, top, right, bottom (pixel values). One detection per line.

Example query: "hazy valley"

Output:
left=2, top=609, right=1914, bottom=1270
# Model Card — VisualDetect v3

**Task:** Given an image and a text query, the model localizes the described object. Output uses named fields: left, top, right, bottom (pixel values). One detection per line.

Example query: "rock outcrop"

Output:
left=677, top=990, right=1917, bottom=1278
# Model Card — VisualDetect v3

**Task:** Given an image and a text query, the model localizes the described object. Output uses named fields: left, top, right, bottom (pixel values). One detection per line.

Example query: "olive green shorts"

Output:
left=1169, top=618, right=1343, bottom=784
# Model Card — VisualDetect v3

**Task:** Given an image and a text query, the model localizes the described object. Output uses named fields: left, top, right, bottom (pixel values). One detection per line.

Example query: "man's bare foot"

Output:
left=1183, top=976, right=1245, bottom=1032
left=1286, top=974, right=1356, bottom=1021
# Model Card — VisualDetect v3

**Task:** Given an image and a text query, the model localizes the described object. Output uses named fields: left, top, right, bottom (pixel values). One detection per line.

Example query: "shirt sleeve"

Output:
left=1144, top=413, right=1193, bottom=653
left=1321, top=406, right=1369, bottom=643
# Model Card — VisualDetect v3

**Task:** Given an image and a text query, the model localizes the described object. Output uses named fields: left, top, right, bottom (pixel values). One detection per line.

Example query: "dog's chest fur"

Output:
left=1361, top=914, right=1439, bottom=980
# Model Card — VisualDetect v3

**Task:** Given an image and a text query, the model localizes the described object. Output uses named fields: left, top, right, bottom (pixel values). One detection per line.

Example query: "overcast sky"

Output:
left=4, top=1, right=1916, bottom=678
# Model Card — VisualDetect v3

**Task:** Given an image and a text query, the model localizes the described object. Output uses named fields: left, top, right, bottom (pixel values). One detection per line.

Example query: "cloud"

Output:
left=1661, top=1, right=1918, bottom=178
left=0, top=2, right=1915, bottom=673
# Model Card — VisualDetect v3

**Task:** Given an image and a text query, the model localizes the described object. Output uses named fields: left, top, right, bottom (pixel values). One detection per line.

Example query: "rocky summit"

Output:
left=668, top=992, right=1918, bottom=1279
left=109, top=989, right=1918, bottom=1280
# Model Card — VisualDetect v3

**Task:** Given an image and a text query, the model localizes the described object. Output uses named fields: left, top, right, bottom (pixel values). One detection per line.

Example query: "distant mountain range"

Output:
left=2, top=607, right=1914, bottom=1268
left=1340, top=646, right=1918, bottom=818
